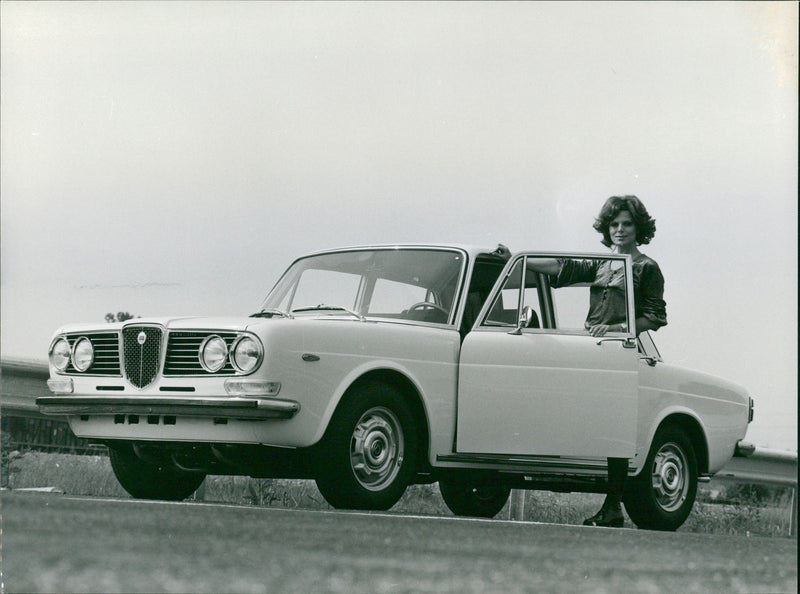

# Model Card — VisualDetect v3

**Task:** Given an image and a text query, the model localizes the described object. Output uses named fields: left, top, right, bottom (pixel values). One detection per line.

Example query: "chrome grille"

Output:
left=122, top=326, right=163, bottom=388
left=164, top=332, right=237, bottom=375
left=64, top=332, right=121, bottom=375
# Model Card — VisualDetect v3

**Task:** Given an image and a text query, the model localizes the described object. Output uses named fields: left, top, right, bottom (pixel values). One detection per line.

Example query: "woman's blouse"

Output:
left=553, top=254, right=667, bottom=332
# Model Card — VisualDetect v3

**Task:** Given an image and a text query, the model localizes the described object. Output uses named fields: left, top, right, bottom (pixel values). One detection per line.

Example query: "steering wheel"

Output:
left=406, top=302, right=449, bottom=317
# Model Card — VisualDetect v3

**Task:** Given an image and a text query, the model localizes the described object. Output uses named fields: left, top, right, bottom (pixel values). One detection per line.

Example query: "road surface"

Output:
left=2, top=492, right=796, bottom=593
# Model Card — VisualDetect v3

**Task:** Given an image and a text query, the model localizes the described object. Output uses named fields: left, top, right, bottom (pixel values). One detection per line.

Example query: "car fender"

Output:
left=314, top=358, right=432, bottom=446
left=634, top=405, right=709, bottom=476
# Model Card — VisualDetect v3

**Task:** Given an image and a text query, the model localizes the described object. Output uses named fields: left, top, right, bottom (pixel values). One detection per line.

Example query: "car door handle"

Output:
left=596, top=337, right=637, bottom=348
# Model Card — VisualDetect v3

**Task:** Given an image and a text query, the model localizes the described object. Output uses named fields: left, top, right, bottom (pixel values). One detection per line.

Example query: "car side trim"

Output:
left=437, top=453, right=628, bottom=472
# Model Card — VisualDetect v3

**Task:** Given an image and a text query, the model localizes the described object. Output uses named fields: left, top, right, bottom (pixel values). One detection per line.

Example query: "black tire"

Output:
left=109, top=446, right=206, bottom=501
left=624, top=425, right=698, bottom=531
left=439, top=479, right=510, bottom=518
left=315, top=382, right=417, bottom=510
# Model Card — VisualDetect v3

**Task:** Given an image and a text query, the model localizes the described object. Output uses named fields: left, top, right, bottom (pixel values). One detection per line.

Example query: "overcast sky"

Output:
left=2, top=2, right=796, bottom=451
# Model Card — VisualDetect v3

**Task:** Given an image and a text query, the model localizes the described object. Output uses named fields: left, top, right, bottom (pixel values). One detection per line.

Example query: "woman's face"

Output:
left=608, top=210, right=637, bottom=249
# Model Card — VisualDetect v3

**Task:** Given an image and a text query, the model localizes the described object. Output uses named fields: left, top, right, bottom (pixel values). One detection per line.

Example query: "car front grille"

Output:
left=64, top=332, right=121, bottom=375
left=122, top=326, right=164, bottom=389
left=163, top=331, right=238, bottom=376
left=59, top=327, right=242, bottom=384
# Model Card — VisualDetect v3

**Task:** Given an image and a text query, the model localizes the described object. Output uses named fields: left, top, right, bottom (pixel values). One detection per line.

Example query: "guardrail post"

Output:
left=509, top=489, right=525, bottom=521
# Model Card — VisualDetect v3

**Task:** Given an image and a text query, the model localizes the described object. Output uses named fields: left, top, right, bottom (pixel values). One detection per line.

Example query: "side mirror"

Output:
left=508, top=306, right=534, bottom=335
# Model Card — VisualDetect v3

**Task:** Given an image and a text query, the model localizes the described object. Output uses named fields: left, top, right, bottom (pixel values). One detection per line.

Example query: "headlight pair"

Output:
left=200, top=334, right=262, bottom=374
left=49, top=337, right=93, bottom=372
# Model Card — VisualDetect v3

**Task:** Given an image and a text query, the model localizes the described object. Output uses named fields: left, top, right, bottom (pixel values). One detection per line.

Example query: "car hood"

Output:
left=53, top=313, right=446, bottom=339
left=54, top=316, right=259, bottom=336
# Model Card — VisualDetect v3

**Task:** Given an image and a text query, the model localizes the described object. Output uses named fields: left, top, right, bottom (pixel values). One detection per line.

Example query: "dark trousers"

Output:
left=606, top=457, right=628, bottom=504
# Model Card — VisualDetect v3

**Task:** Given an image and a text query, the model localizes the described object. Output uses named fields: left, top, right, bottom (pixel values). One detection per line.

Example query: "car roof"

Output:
left=305, top=243, right=508, bottom=260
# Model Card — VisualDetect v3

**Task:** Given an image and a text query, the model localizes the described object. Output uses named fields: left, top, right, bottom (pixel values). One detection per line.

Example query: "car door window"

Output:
left=534, top=255, right=632, bottom=334
left=483, top=259, right=523, bottom=327
left=482, top=257, right=545, bottom=329
left=480, top=254, right=633, bottom=334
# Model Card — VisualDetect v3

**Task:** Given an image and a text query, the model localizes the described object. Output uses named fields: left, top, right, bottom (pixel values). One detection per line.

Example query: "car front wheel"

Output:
left=624, top=425, right=697, bottom=531
left=109, top=446, right=206, bottom=501
left=315, top=382, right=417, bottom=510
left=439, top=478, right=510, bottom=518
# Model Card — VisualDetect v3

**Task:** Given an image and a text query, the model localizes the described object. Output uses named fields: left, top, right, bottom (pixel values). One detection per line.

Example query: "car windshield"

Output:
left=261, top=248, right=466, bottom=324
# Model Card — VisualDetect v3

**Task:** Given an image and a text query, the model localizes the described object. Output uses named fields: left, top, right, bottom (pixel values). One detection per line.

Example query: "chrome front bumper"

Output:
left=36, top=395, right=300, bottom=420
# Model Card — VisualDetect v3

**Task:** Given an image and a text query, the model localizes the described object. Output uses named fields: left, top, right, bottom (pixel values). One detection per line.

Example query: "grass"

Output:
left=3, top=450, right=794, bottom=538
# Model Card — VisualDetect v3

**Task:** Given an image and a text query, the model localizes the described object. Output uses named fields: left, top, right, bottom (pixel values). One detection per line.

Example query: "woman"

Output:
left=532, top=195, right=667, bottom=527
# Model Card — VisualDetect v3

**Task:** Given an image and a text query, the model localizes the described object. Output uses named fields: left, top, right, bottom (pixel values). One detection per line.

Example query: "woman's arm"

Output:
left=635, top=317, right=660, bottom=336
left=636, top=261, right=667, bottom=332
left=588, top=317, right=659, bottom=337
left=526, top=258, right=563, bottom=276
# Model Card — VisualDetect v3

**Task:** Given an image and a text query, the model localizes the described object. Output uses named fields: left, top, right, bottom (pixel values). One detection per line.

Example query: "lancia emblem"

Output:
left=137, top=331, right=147, bottom=345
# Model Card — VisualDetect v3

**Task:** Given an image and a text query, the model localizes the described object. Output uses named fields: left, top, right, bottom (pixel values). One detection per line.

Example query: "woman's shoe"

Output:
left=583, top=504, right=624, bottom=527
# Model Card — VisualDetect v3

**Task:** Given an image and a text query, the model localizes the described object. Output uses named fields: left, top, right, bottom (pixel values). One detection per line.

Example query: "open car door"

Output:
left=456, top=252, right=638, bottom=459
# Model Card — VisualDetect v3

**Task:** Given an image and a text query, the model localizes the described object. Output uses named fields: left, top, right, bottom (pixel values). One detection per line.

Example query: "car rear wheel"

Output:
left=109, top=445, right=206, bottom=501
left=439, top=478, right=510, bottom=518
left=315, top=382, right=417, bottom=510
left=624, top=425, right=697, bottom=531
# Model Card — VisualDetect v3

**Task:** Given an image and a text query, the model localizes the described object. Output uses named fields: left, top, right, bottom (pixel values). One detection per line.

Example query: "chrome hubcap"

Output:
left=350, top=406, right=404, bottom=491
left=651, top=442, right=688, bottom=512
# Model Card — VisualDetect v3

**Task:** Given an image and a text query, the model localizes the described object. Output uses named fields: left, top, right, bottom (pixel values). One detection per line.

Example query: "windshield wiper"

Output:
left=291, top=304, right=366, bottom=322
left=250, top=308, right=293, bottom=319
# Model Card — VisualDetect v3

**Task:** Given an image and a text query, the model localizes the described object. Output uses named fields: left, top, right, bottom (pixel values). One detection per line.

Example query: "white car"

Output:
left=39, top=244, right=753, bottom=530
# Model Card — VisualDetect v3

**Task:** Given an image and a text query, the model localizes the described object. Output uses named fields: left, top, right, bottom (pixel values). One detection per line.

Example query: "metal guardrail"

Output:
left=715, top=447, right=797, bottom=537
left=1, top=358, right=96, bottom=454
left=1, top=358, right=49, bottom=413
left=3, top=358, right=797, bottom=534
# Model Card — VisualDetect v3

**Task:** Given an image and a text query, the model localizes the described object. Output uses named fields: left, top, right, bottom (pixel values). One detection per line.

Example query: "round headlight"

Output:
left=71, top=337, right=94, bottom=372
left=200, top=335, right=228, bottom=372
left=232, top=336, right=263, bottom=373
left=50, top=338, right=71, bottom=372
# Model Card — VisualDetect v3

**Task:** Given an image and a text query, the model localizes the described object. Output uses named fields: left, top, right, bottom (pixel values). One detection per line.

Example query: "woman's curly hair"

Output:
left=593, top=195, right=657, bottom=247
